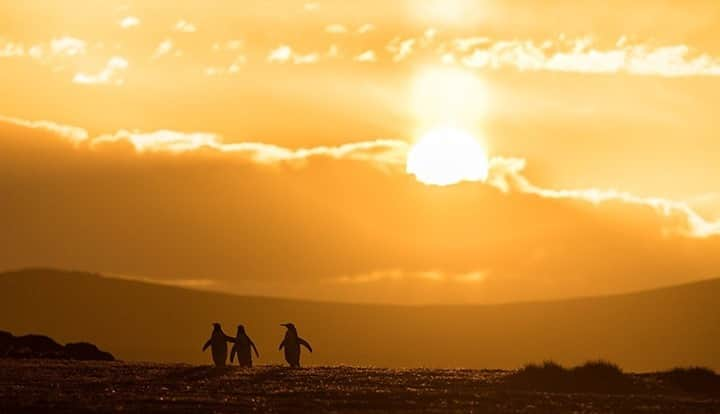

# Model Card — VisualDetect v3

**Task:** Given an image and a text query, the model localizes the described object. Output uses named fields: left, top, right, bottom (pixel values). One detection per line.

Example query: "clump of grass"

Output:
left=571, top=360, right=633, bottom=393
left=661, top=367, right=720, bottom=394
left=512, top=361, right=566, bottom=386
left=506, top=360, right=634, bottom=394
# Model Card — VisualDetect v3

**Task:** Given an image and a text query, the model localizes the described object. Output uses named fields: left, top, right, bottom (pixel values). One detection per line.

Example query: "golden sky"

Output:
left=1, top=0, right=720, bottom=304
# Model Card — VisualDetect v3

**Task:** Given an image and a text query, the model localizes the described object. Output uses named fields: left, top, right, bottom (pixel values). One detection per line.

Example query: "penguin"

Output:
left=229, top=325, right=259, bottom=367
left=202, top=323, right=234, bottom=367
left=279, top=323, right=312, bottom=368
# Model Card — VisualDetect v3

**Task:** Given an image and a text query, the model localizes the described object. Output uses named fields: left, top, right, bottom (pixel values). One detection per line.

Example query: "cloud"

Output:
left=173, top=20, right=197, bottom=33
left=50, top=37, right=86, bottom=57
left=119, top=16, right=140, bottom=29
left=152, top=39, right=175, bottom=59
left=485, top=157, right=720, bottom=238
left=0, top=117, right=405, bottom=166
left=387, top=37, right=415, bottom=62
left=267, top=45, right=292, bottom=63
left=2, top=114, right=717, bottom=241
left=205, top=55, right=247, bottom=76
left=238, top=32, right=720, bottom=77
left=354, top=50, right=377, bottom=63
left=455, top=37, right=720, bottom=77
left=1, top=115, right=719, bottom=304
left=453, top=37, right=491, bottom=52
left=73, top=56, right=128, bottom=85
left=303, top=2, right=320, bottom=12
left=293, top=52, right=319, bottom=65
left=0, top=115, right=88, bottom=142
left=0, top=40, right=25, bottom=58
left=211, top=40, right=244, bottom=52
left=334, top=269, right=487, bottom=284
left=267, top=45, right=320, bottom=64
left=0, top=36, right=85, bottom=61
left=357, top=24, right=376, bottom=34
left=325, top=24, right=348, bottom=34
left=106, top=273, right=215, bottom=289
left=91, top=129, right=408, bottom=166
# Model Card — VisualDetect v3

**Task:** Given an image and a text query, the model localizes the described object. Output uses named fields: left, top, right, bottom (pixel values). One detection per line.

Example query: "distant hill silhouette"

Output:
left=0, top=268, right=718, bottom=370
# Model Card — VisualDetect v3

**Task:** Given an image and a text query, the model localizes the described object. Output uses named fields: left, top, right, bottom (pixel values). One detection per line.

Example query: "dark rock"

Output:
left=0, top=330, right=114, bottom=361
left=13, top=334, right=64, bottom=354
left=0, top=330, right=13, bottom=356
left=64, top=342, right=115, bottom=361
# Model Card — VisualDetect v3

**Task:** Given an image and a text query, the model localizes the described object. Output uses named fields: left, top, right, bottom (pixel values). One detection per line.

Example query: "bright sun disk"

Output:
left=406, top=127, right=489, bottom=186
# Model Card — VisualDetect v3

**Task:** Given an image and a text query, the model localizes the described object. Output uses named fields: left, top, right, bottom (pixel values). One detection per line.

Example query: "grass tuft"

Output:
left=661, top=367, right=720, bottom=394
left=506, top=360, right=634, bottom=394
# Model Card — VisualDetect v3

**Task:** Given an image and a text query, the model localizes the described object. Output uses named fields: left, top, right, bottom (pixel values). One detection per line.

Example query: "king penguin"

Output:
left=230, top=325, right=260, bottom=367
left=202, top=323, right=233, bottom=367
left=279, top=323, right=312, bottom=368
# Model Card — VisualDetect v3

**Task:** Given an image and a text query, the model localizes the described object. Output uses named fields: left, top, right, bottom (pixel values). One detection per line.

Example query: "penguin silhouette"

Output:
left=230, top=325, right=259, bottom=367
left=279, top=323, right=312, bottom=368
left=202, top=323, right=234, bottom=367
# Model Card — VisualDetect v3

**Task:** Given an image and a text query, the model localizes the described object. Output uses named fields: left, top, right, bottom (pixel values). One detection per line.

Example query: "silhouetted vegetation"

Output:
left=506, top=360, right=635, bottom=394
left=660, top=367, right=720, bottom=394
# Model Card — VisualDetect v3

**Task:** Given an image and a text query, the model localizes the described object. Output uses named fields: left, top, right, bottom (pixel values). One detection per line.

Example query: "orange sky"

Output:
left=1, top=0, right=719, bottom=304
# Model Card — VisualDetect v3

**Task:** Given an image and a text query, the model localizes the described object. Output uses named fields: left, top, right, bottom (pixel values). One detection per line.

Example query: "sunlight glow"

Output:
left=410, top=0, right=475, bottom=24
left=406, top=127, right=489, bottom=186
left=412, top=67, right=488, bottom=128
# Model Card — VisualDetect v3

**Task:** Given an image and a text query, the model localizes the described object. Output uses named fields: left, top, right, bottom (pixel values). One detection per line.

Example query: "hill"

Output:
left=0, top=269, right=718, bottom=370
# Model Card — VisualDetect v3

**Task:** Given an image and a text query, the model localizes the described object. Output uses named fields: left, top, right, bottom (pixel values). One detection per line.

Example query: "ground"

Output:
left=0, top=360, right=718, bottom=413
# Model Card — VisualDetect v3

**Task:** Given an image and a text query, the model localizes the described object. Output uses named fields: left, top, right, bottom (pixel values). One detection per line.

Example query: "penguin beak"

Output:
left=280, top=323, right=289, bottom=327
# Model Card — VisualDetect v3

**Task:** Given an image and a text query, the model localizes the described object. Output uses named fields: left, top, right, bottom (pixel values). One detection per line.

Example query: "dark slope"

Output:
left=0, top=269, right=718, bottom=370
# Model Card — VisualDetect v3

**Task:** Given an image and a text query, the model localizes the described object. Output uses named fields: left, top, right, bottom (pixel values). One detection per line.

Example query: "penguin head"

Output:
left=236, top=325, right=245, bottom=334
left=212, top=322, right=221, bottom=331
left=280, top=323, right=297, bottom=333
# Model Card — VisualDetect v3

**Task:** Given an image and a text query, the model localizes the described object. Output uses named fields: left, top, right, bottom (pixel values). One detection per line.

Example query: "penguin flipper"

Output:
left=230, top=345, right=237, bottom=363
left=279, top=339, right=286, bottom=350
left=202, top=339, right=211, bottom=351
left=298, top=337, right=313, bottom=353
left=250, top=340, right=260, bottom=358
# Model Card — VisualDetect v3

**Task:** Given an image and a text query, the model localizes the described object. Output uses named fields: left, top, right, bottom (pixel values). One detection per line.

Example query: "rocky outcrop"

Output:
left=64, top=342, right=115, bottom=361
left=0, top=330, right=115, bottom=361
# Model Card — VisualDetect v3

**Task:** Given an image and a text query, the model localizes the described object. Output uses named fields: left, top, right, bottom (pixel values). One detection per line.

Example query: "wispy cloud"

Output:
left=267, top=45, right=292, bottom=63
left=205, top=55, right=247, bottom=76
left=333, top=269, right=488, bottom=284
left=357, top=24, right=376, bottom=34
left=118, top=16, right=140, bottom=29
left=387, top=37, right=415, bottom=62
left=0, top=36, right=85, bottom=60
left=104, top=272, right=216, bottom=289
left=486, top=157, right=720, bottom=237
left=457, top=38, right=720, bottom=77
left=293, top=52, right=319, bottom=64
left=211, top=40, right=244, bottom=52
left=0, top=40, right=24, bottom=58
left=354, top=50, right=377, bottom=63
left=152, top=39, right=175, bottom=59
left=0, top=115, right=89, bottom=142
left=303, top=2, right=320, bottom=12
left=73, top=56, right=128, bottom=85
left=50, top=36, right=86, bottom=57
left=267, top=45, right=320, bottom=64
left=325, top=24, right=348, bottom=34
left=173, top=19, right=197, bottom=33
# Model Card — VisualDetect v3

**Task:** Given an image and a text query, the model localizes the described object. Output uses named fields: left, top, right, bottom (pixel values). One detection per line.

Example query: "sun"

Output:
left=406, top=127, right=489, bottom=186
